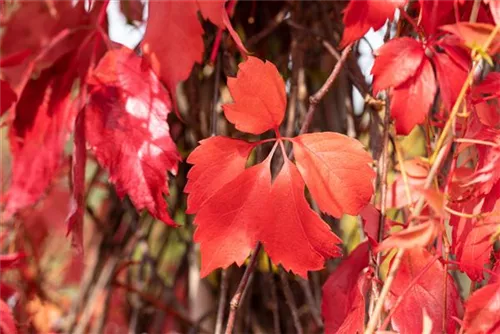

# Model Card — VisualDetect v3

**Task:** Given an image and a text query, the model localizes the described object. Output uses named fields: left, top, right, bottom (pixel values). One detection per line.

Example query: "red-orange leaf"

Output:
left=322, top=242, right=370, bottom=334
left=440, top=22, right=500, bottom=54
left=341, top=0, right=405, bottom=48
left=371, top=37, right=425, bottom=94
left=191, top=155, right=342, bottom=278
left=292, top=132, right=375, bottom=217
left=185, top=136, right=256, bottom=214
left=390, top=57, right=437, bottom=135
left=142, top=1, right=204, bottom=95
left=87, top=47, right=180, bottom=226
left=222, top=56, right=286, bottom=134
left=463, top=282, right=500, bottom=334
left=0, top=299, right=17, bottom=334
left=375, top=220, right=439, bottom=253
left=386, top=247, right=463, bottom=334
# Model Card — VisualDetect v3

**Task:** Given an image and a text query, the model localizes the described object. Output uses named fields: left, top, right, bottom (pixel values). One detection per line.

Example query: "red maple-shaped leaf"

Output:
left=375, top=220, right=439, bottom=253
left=187, top=56, right=375, bottom=277
left=321, top=242, right=370, bottom=334
left=292, top=132, right=375, bottom=217
left=223, top=57, right=286, bottom=134
left=386, top=247, right=463, bottom=334
left=341, top=0, right=406, bottom=47
left=463, top=281, right=500, bottom=334
left=432, top=50, right=469, bottom=112
left=87, top=47, right=180, bottom=226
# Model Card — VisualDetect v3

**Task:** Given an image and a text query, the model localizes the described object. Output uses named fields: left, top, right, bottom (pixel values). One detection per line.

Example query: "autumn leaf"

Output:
left=463, top=282, right=500, bottom=334
left=0, top=252, right=25, bottom=270
left=371, top=37, right=425, bottom=94
left=389, top=57, right=436, bottom=135
left=0, top=299, right=17, bottom=334
left=321, top=242, right=370, bottom=334
left=185, top=136, right=256, bottom=214
left=386, top=247, right=463, bottom=334
left=187, top=56, right=375, bottom=277
left=87, top=47, right=180, bottom=226
left=3, top=53, right=78, bottom=220
left=440, top=22, right=500, bottom=55
left=223, top=57, right=286, bottom=135
left=142, top=0, right=246, bottom=104
left=340, top=0, right=405, bottom=47
left=375, top=220, right=439, bottom=253
left=292, top=132, right=375, bottom=217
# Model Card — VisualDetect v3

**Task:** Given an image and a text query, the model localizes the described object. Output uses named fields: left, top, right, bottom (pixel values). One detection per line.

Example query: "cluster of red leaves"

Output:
left=320, top=1, right=500, bottom=333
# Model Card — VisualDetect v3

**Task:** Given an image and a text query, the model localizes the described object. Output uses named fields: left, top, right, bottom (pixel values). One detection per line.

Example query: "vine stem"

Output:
left=224, top=242, right=262, bottom=334
left=298, top=44, right=352, bottom=135
left=430, top=24, right=500, bottom=164
left=364, top=143, right=450, bottom=334
left=366, top=26, right=499, bottom=333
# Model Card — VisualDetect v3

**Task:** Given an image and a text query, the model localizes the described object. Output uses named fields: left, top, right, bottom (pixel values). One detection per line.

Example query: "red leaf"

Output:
left=192, top=158, right=272, bottom=276
left=192, top=155, right=342, bottom=278
left=375, top=220, right=439, bottom=253
left=87, top=47, right=180, bottom=226
left=390, top=57, right=437, bottom=134
left=141, top=1, right=204, bottom=95
left=0, top=80, right=16, bottom=116
left=3, top=54, right=78, bottom=219
left=264, top=158, right=342, bottom=277
left=198, top=0, right=225, bottom=28
left=188, top=57, right=374, bottom=277
left=371, top=37, right=425, bottom=94
left=292, top=132, right=376, bottom=217
left=433, top=51, right=469, bottom=111
left=451, top=210, right=497, bottom=281
left=341, top=0, right=405, bottom=47
left=487, top=0, right=500, bottom=25
left=0, top=252, right=25, bottom=270
left=440, top=22, right=500, bottom=54
left=385, top=158, right=430, bottom=209
left=222, top=56, right=286, bottom=135
left=463, top=282, right=500, bottom=334
left=0, top=299, right=17, bottom=334
left=66, top=109, right=86, bottom=252
left=359, top=204, right=382, bottom=243
left=418, top=0, right=455, bottom=36
left=185, top=136, right=255, bottom=214
left=386, top=247, right=463, bottom=334
left=321, top=242, right=370, bottom=334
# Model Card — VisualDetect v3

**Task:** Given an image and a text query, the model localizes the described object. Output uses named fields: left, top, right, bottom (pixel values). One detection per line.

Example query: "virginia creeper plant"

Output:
left=0, top=1, right=499, bottom=333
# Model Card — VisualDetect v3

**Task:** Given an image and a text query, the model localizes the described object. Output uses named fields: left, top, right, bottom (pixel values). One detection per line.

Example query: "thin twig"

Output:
left=247, top=6, right=289, bottom=47
left=224, top=242, right=262, bottom=334
left=215, top=269, right=229, bottom=334
left=299, top=44, right=352, bottom=135
left=364, top=143, right=451, bottom=334
left=267, top=258, right=281, bottom=334
left=298, top=277, right=323, bottom=328
left=279, top=269, right=303, bottom=334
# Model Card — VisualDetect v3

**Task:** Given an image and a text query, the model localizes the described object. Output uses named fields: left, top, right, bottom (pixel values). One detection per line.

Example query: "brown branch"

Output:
left=246, top=6, right=289, bottom=48
left=279, top=269, right=303, bottom=334
left=267, top=258, right=281, bottom=334
left=215, top=269, right=229, bottom=334
left=299, top=44, right=352, bottom=135
left=224, top=242, right=262, bottom=334
left=298, top=277, right=323, bottom=328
